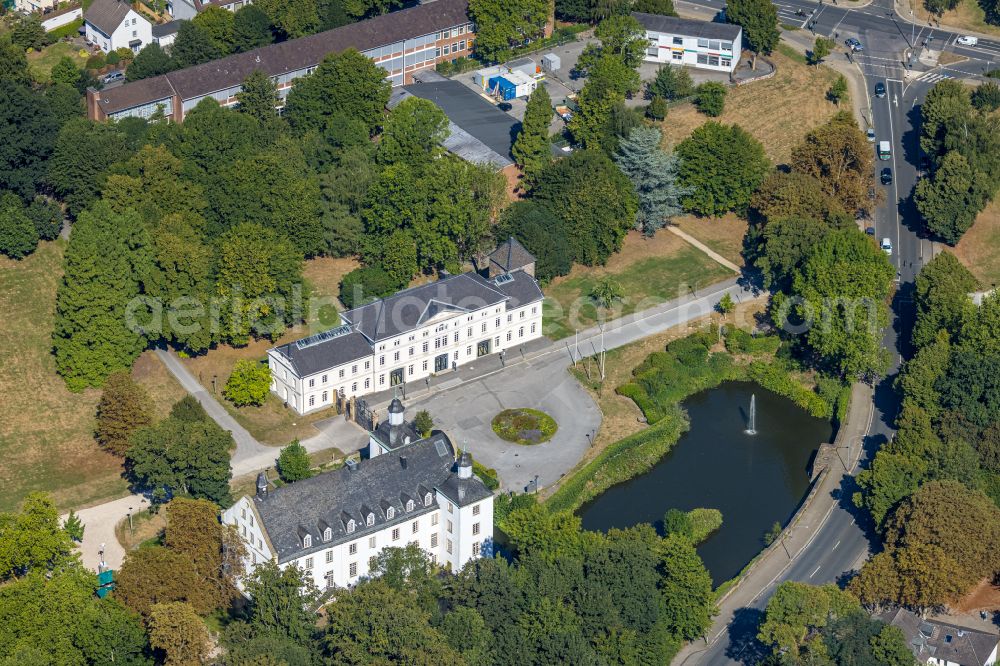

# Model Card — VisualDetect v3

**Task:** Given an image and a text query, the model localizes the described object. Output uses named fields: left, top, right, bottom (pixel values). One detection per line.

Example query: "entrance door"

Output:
left=477, top=338, right=491, bottom=358
left=390, top=368, right=404, bottom=386
left=434, top=354, right=449, bottom=372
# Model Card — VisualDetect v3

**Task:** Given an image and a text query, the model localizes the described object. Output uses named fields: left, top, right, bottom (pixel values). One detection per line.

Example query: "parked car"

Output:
left=874, top=81, right=886, bottom=98
left=102, top=70, right=125, bottom=84
left=867, top=128, right=876, bottom=142
left=846, top=38, right=864, bottom=52
left=497, top=101, right=512, bottom=112
left=865, top=226, right=876, bottom=236
left=878, top=140, right=891, bottom=160
left=957, top=35, right=979, bottom=46
left=881, top=167, right=893, bottom=185
left=881, top=237, right=893, bottom=255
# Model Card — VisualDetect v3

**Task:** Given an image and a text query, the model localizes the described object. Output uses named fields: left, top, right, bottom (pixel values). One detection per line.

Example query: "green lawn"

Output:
left=27, top=41, right=89, bottom=84
left=543, top=234, right=733, bottom=340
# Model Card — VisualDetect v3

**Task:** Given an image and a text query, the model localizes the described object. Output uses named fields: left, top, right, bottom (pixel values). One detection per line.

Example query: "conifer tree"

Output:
left=614, top=126, right=688, bottom=235
left=512, top=85, right=553, bottom=190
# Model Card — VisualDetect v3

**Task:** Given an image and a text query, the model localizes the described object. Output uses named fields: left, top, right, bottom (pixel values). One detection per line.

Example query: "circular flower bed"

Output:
left=491, top=408, right=558, bottom=445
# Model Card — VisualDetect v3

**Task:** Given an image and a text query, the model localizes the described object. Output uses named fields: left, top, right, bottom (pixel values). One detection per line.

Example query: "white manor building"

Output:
left=634, top=13, right=742, bottom=74
left=222, top=412, right=493, bottom=591
left=269, top=238, right=544, bottom=416
left=84, top=0, right=153, bottom=54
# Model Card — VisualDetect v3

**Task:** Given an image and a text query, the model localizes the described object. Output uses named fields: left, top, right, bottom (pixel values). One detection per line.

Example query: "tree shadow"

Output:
left=723, top=606, right=770, bottom=664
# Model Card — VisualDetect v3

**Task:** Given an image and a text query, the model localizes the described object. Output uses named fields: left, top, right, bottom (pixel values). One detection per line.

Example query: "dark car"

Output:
left=880, top=167, right=893, bottom=185
left=865, top=226, right=876, bottom=236
left=874, top=81, right=886, bottom=98
left=845, top=37, right=864, bottom=52
left=497, top=101, right=513, bottom=112
left=102, top=70, right=125, bottom=84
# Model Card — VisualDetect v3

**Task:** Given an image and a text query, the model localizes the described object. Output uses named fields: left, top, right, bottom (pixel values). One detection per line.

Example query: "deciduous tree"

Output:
left=225, top=359, right=272, bottom=407
left=911, top=251, right=978, bottom=349
left=276, top=440, right=313, bottom=482
left=414, top=410, right=434, bottom=437
left=377, top=97, right=449, bottom=169
left=233, top=5, right=274, bottom=52
left=165, top=497, right=243, bottom=607
left=95, top=371, right=154, bottom=457
left=648, top=63, right=694, bottom=100
left=726, top=0, right=779, bottom=67
left=243, top=560, right=319, bottom=643
left=512, top=84, right=553, bottom=189
left=469, top=0, right=550, bottom=62
left=53, top=202, right=150, bottom=391
left=809, top=36, right=833, bottom=64
left=635, top=0, right=677, bottom=15
left=915, top=150, right=991, bottom=244
left=127, top=43, right=175, bottom=81
left=791, top=112, right=875, bottom=217
left=677, top=122, right=771, bottom=216
left=920, top=78, right=970, bottom=158
left=0, top=493, right=77, bottom=580
left=659, top=534, right=714, bottom=640
left=47, top=118, right=131, bottom=218
left=0, top=192, right=39, bottom=260
left=0, top=74, right=58, bottom=200
left=237, top=69, right=280, bottom=122
left=193, top=5, right=236, bottom=53
left=694, top=81, right=726, bottom=116
left=171, top=20, right=223, bottom=68
left=498, top=201, right=573, bottom=281
left=148, top=601, right=212, bottom=665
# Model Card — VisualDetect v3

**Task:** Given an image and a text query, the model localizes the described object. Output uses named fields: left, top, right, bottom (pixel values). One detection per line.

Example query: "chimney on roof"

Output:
left=346, top=459, right=358, bottom=472
left=457, top=451, right=472, bottom=479
left=388, top=397, right=404, bottom=427
left=256, top=471, right=268, bottom=500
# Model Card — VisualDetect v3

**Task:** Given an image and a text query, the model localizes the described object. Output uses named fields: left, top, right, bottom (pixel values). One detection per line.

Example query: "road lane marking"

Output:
left=833, top=540, right=840, bottom=551
left=809, top=565, right=821, bottom=579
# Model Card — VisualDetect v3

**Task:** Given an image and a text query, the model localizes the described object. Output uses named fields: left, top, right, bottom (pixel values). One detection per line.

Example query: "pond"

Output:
left=578, top=381, right=834, bottom=586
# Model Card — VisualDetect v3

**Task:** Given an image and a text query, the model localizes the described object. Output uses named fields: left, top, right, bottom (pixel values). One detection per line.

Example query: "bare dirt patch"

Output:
left=657, top=50, right=842, bottom=165
left=954, top=578, right=1000, bottom=614
left=954, top=199, right=1000, bottom=288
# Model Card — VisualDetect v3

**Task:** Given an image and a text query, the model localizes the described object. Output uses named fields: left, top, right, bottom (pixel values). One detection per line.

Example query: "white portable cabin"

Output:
left=541, top=53, right=561, bottom=72
left=506, top=57, right=537, bottom=77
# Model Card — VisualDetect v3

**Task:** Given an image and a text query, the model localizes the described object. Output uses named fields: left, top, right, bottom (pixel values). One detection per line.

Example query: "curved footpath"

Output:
left=66, top=277, right=757, bottom=571
left=674, top=382, right=874, bottom=664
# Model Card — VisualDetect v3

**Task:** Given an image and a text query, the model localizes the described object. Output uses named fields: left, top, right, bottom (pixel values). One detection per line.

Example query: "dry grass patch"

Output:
left=907, top=0, right=1000, bottom=38
left=938, top=51, right=969, bottom=65
left=673, top=214, right=749, bottom=266
left=954, top=199, right=1000, bottom=288
left=0, top=241, right=128, bottom=512
left=302, top=256, right=359, bottom=325
left=132, top=351, right=187, bottom=420
left=27, top=41, right=89, bottom=84
left=543, top=230, right=733, bottom=340
left=657, top=49, right=842, bottom=164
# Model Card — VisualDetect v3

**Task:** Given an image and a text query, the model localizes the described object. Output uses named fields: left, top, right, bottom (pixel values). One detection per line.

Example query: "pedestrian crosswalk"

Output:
left=913, top=71, right=953, bottom=84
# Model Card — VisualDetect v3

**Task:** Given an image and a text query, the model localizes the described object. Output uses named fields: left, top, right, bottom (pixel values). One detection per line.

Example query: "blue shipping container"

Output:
left=488, top=76, right=517, bottom=101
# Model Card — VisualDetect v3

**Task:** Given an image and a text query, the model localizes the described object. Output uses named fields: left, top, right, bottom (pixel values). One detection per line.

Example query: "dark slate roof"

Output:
left=94, top=0, right=470, bottom=115
left=632, top=12, right=742, bottom=41
left=152, top=19, right=181, bottom=38
left=84, top=0, right=134, bottom=35
left=271, top=329, right=373, bottom=377
left=372, top=418, right=421, bottom=452
left=490, top=267, right=544, bottom=308
left=342, top=272, right=512, bottom=343
left=878, top=608, right=999, bottom=666
left=438, top=474, right=492, bottom=506
left=400, top=79, right=517, bottom=168
left=253, top=434, right=489, bottom=562
left=488, top=236, right=535, bottom=273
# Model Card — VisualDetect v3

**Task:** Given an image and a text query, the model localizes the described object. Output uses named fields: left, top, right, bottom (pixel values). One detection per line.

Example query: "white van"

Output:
left=878, top=141, right=891, bottom=160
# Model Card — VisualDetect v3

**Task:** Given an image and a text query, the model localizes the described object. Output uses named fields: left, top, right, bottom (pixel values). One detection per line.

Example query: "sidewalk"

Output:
left=666, top=226, right=742, bottom=272
left=674, top=383, right=874, bottom=664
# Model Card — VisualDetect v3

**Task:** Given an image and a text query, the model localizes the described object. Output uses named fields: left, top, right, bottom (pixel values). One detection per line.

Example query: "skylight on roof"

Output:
left=295, top=325, right=352, bottom=350
left=494, top=273, right=514, bottom=285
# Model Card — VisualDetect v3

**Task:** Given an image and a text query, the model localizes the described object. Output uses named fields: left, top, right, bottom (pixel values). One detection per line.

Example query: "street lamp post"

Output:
left=127, top=507, right=134, bottom=536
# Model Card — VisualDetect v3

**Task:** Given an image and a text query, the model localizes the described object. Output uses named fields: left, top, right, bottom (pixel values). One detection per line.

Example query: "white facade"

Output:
left=643, top=29, right=740, bottom=73
left=85, top=8, right=152, bottom=53
left=269, top=271, right=544, bottom=415
left=222, top=472, right=493, bottom=591
left=42, top=7, right=83, bottom=32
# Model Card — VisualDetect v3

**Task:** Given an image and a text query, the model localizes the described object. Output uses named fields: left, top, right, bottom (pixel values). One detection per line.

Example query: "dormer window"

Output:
left=366, top=513, right=374, bottom=526
left=424, top=493, right=432, bottom=506
left=406, top=500, right=414, bottom=512
left=347, top=519, right=356, bottom=533
left=303, top=534, right=312, bottom=548
left=386, top=507, right=395, bottom=520
left=323, top=527, right=332, bottom=542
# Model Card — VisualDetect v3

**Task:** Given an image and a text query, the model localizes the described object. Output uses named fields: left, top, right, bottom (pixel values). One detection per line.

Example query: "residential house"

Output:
left=222, top=422, right=493, bottom=591
left=166, top=0, right=251, bottom=21
left=634, top=13, right=742, bottom=73
left=84, top=0, right=153, bottom=53
left=878, top=608, right=1000, bottom=666
left=151, top=19, right=180, bottom=47
left=268, top=242, right=543, bottom=415
left=87, top=0, right=475, bottom=121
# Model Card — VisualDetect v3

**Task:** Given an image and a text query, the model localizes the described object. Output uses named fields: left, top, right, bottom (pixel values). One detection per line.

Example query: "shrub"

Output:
left=724, top=328, right=781, bottom=355
left=413, top=409, right=433, bottom=438
left=688, top=508, right=723, bottom=543
left=491, top=408, right=558, bottom=444
left=86, top=54, right=107, bottom=70
left=646, top=95, right=668, bottom=120
left=494, top=492, right=537, bottom=527
left=663, top=508, right=693, bottom=538
left=472, top=460, right=500, bottom=491
left=648, top=64, right=694, bottom=100
left=694, top=82, right=727, bottom=117
left=276, top=440, right=313, bottom=482
left=106, top=51, right=121, bottom=65
left=745, top=360, right=831, bottom=419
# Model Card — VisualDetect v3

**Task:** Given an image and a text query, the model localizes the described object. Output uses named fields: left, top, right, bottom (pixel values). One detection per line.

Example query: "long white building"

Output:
left=222, top=413, right=493, bottom=591
left=269, top=238, right=543, bottom=415
left=634, top=13, right=742, bottom=74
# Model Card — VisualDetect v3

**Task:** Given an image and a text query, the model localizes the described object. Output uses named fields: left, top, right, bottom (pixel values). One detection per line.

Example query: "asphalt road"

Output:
left=673, top=0, right=964, bottom=661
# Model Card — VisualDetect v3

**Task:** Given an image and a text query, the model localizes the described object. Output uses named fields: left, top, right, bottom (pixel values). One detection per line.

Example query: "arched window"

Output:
left=386, top=507, right=395, bottom=520
left=424, top=493, right=432, bottom=506
left=406, top=500, right=414, bottom=512
left=323, top=527, right=332, bottom=541
left=347, top=519, right=356, bottom=533
left=303, top=534, right=312, bottom=548
left=367, top=513, right=374, bottom=526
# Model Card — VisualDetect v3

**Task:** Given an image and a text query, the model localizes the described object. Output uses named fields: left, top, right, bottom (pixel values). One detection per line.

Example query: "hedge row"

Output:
left=744, top=360, right=832, bottom=419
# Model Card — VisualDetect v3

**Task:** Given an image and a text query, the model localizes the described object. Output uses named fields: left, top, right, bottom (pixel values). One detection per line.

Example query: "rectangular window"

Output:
left=472, top=522, right=480, bottom=535
left=721, top=42, right=733, bottom=52
left=431, top=533, right=438, bottom=547
left=369, top=536, right=376, bottom=548
left=453, top=332, right=458, bottom=343
left=473, top=542, right=481, bottom=556
left=709, top=39, right=721, bottom=50
left=422, top=342, right=429, bottom=352
left=443, top=44, right=450, bottom=55
left=349, top=562, right=357, bottom=577
left=519, top=327, right=524, bottom=338
left=467, top=327, right=472, bottom=337
left=452, top=42, right=458, bottom=53
left=507, top=314, right=512, bottom=323
left=322, top=374, right=327, bottom=383
left=708, top=55, right=719, bottom=66
left=672, top=51, right=683, bottom=61
left=309, top=395, right=315, bottom=407
left=408, top=365, right=414, bottom=376
left=351, top=364, right=357, bottom=374
left=466, top=346, right=472, bottom=356
left=339, top=369, right=345, bottom=378
left=379, top=355, right=385, bottom=366
left=673, top=36, right=683, bottom=45
left=647, top=44, right=658, bottom=57
left=481, top=323, right=487, bottom=333
left=409, top=346, right=414, bottom=356
left=435, top=47, right=441, bottom=58
left=432, top=514, right=439, bottom=525
left=460, top=40, right=466, bottom=50
left=326, top=551, right=333, bottom=563
left=351, top=382, right=357, bottom=392
left=447, top=520, right=453, bottom=533
left=446, top=539, right=453, bottom=554
left=520, top=310, right=525, bottom=319
left=422, top=360, right=428, bottom=371
left=473, top=504, right=480, bottom=516
left=412, top=520, right=419, bottom=533
left=364, top=379, right=369, bottom=389
left=697, top=38, right=709, bottom=48
left=697, top=53, right=709, bottom=65
left=309, top=378, right=315, bottom=387
left=495, top=317, right=500, bottom=328
left=392, top=528, right=400, bottom=541
left=393, top=351, right=399, bottom=361
left=507, top=332, right=512, bottom=342
left=241, top=508, right=246, bottom=519
left=305, top=557, right=313, bottom=569
left=531, top=323, right=536, bottom=334
left=379, top=374, right=385, bottom=385
left=349, top=543, right=357, bottom=555
left=721, top=58, right=731, bottom=68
